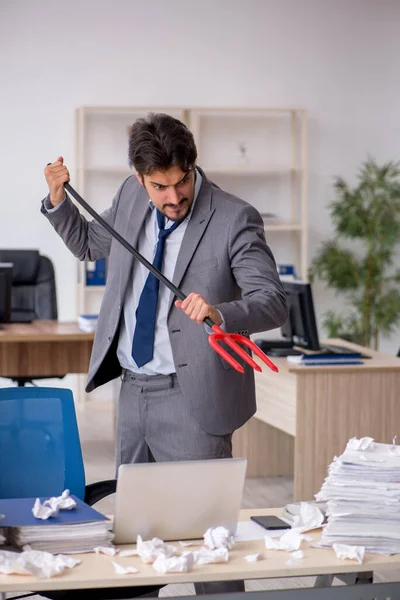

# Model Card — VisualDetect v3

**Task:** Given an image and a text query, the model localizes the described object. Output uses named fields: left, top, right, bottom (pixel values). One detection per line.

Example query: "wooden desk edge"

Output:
left=0, top=321, right=94, bottom=341
left=1, top=508, right=400, bottom=592
left=270, top=338, right=400, bottom=373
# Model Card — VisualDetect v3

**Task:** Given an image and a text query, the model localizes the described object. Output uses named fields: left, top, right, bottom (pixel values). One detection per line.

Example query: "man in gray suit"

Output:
left=42, top=113, right=288, bottom=593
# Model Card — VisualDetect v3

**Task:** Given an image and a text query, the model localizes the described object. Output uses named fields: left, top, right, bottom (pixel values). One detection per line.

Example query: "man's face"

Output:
left=138, top=165, right=195, bottom=221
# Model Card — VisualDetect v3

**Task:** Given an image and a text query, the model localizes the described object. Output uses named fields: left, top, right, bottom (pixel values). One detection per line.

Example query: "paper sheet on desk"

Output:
left=235, top=520, right=289, bottom=542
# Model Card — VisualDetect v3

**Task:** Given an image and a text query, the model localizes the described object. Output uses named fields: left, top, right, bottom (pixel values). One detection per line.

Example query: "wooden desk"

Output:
left=0, top=321, right=94, bottom=378
left=0, top=508, right=399, bottom=594
left=233, top=339, right=400, bottom=501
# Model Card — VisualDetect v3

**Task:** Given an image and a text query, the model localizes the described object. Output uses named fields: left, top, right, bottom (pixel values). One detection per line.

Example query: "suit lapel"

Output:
left=118, top=182, right=150, bottom=300
left=167, top=176, right=215, bottom=313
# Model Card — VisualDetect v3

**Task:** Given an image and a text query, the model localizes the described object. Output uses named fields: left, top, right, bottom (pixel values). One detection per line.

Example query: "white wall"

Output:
left=1, top=0, right=400, bottom=356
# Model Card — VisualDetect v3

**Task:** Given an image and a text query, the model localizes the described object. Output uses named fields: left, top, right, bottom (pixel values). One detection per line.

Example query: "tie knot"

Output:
left=156, top=209, right=182, bottom=239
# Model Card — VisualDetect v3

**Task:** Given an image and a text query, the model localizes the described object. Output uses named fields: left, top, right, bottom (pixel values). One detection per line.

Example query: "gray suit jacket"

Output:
left=43, top=170, right=288, bottom=435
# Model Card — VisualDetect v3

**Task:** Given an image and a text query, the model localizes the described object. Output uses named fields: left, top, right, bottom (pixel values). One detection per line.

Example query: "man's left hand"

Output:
left=175, top=292, right=222, bottom=325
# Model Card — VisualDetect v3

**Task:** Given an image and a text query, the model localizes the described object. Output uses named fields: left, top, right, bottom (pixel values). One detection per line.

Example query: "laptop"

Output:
left=113, top=457, right=247, bottom=544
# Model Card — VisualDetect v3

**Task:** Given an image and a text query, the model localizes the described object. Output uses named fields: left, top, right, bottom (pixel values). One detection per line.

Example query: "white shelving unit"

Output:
left=75, top=106, right=308, bottom=319
left=189, top=108, right=308, bottom=281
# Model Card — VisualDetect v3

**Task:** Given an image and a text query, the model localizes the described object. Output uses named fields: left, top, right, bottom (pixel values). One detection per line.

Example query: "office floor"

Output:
left=8, top=400, right=399, bottom=599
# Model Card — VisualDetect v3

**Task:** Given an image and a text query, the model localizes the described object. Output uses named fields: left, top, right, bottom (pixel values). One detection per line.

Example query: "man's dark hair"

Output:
left=128, top=113, right=197, bottom=176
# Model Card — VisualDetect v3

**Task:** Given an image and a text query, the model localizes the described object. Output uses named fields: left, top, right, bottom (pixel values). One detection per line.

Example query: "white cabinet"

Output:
left=75, top=106, right=307, bottom=318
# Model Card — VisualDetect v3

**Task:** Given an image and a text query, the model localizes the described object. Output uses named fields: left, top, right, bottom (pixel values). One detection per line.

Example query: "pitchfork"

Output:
left=64, top=182, right=278, bottom=375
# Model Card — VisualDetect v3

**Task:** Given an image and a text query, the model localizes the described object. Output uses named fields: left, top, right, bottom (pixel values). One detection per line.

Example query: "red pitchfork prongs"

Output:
left=63, top=182, right=279, bottom=375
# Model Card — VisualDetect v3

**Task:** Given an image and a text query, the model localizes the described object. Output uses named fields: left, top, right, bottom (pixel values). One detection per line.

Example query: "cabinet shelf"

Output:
left=80, top=166, right=298, bottom=177
left=263, top=221, right=303, bottom=232
left=82, top=285, right=106, bottom=292
left=203, top=167, right=298, bottom=176
left=79, top=167, right=133, bottom=175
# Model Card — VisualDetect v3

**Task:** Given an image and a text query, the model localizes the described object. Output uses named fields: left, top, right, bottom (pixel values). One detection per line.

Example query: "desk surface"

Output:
left=284, top=338, right=400, bottom=373
left=0, top=320, right=94, bottom=343
left=1, top=508, right=399, bottom=593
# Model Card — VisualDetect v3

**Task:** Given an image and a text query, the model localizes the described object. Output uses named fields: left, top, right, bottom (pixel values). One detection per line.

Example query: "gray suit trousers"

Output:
left=116, top=370, right=245, bottom=595
left=116, top=370, right=233, bottom=466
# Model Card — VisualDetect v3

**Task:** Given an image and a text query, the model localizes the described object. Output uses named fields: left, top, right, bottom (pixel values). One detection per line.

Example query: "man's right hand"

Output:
left=44, top=156, right=70, bottom=207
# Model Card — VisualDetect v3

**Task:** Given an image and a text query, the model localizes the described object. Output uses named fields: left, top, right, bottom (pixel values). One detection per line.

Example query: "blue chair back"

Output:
left=0, top=387, right=85, bottom=500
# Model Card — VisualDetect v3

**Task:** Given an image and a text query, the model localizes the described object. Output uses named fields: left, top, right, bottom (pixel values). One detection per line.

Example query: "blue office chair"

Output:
left=0, top=387, right=160, bottom=600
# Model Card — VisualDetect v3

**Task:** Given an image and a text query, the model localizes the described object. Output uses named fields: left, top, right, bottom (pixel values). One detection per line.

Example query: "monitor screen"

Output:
left=281, top=280, right=320, bottom=351
left=0, top=263, right=13, bottom=325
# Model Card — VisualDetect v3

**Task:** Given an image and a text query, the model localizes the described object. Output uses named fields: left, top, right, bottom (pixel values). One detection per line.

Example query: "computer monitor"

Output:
left=281, top=280, right=320, bottom=351
left=256, top=279, right=371, bottom=358
left=0, top=263, right=13, bottom=328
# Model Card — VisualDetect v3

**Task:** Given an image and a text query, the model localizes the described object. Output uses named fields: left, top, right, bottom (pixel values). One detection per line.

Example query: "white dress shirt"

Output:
left=117, top=170, right=203, bottom=375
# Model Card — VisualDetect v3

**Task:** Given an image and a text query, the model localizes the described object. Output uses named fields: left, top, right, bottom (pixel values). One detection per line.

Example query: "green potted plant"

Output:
left=309, top=158, right=400, bottom=350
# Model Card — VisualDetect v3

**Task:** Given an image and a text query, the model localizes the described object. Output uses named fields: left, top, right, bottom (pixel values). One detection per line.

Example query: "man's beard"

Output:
left=162, top=198, right=190, bottom=221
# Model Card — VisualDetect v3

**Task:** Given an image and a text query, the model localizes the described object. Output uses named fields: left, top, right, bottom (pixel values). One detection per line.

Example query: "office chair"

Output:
left=0, top=249, right=64, bottom=387
left=0, top=387, right=160, bottom=600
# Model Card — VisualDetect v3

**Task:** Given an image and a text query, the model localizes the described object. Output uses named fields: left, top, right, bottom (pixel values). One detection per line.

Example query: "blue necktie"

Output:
left=131, top=209, right=182, bottom=367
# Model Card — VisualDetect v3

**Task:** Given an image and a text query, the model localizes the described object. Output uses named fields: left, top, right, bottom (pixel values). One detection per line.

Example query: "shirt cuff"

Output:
left=204, top=310, right=225, bottom=334
left=41, top=193, right=66, bottom=214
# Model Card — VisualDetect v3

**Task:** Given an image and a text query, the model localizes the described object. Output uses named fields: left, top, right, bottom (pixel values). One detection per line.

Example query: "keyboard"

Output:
left=255, top=339, right=293, bottom=350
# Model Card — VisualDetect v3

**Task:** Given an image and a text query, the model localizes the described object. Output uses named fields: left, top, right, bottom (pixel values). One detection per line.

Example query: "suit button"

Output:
left=107, top=336, right=112, bottom=343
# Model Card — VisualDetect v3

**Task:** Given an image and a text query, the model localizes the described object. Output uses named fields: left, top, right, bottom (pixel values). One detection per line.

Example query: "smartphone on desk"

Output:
left=250, top=515, right=291, bottom=531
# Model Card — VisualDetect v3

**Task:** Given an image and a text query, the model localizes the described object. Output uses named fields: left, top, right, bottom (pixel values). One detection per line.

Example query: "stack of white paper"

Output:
left=9, top=521, right=114, bottom=554
left=316, top=437, right=400, bottom=554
